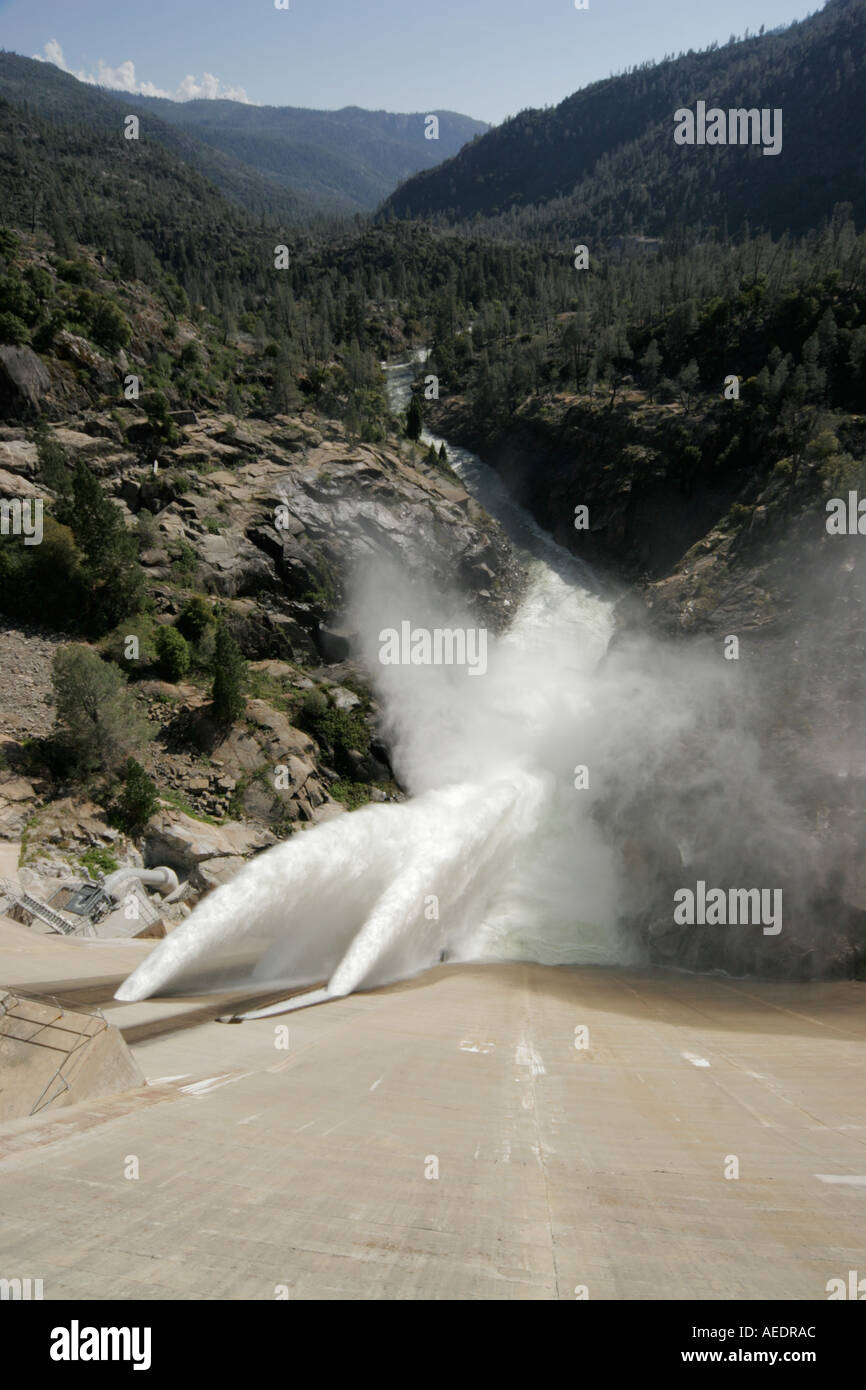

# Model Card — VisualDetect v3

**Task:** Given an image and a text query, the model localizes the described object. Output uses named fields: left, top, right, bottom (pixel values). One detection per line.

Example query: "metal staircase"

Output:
left=0, top=879, right=82, bottom=936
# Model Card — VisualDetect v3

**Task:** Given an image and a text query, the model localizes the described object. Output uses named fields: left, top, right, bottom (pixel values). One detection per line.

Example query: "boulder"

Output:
left=244, top=700, right=317, bottom=760
left=309, top=800, right=345, bottom=825
left=192, top=855, right=247, bottom=892
left=223, top=600, right=318, bottom=663
left=330, top=685, right=360, bottom=711
left=48, top=427, right=116, bottom=454
left=317, top=624, right=355, bottom=661
left=248, top=659, right=300, bottom=682
left=144, top=809, right=275, bottom=873
left=274, top=755, right=315, bottom=796
left=0, top=776, right=36, bottom=803
left=54, top=331, right=116, bottom=391
left=239, top=780, right=292, bottom=823
left=0, top=346, right=51, bottom=416
left=0, top=467, right=46, bottom=499
left=0, top=440, right=38, bottom=476
left=195, top=530, right=276, bottom=598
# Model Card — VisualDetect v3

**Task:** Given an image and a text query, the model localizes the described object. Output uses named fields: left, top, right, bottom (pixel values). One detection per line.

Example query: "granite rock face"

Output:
left=0, top=346, right=51, bottom=414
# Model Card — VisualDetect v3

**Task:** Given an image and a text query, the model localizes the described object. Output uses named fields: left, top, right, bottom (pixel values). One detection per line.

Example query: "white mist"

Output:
left=117, top=358, right=802, bottom=1006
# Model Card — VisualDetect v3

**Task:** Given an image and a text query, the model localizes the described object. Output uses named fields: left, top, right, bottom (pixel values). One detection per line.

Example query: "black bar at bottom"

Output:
left=4, top=1298, right=860, bottom=1376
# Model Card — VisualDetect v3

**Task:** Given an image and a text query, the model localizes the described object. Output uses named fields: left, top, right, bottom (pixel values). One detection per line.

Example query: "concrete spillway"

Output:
left=0, top=923, right=863, bottom=1300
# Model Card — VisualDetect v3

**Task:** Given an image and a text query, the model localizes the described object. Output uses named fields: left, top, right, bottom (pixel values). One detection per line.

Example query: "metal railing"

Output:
left=0, top=880, right=79, bottom=935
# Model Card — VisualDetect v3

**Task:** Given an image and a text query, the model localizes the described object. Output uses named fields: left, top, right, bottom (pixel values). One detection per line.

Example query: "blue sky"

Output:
left=0, top=0, right=819, bottom=123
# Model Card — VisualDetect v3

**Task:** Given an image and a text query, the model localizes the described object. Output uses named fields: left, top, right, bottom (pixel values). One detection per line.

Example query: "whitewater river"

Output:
left=117, top=356, right=641, bottom=1010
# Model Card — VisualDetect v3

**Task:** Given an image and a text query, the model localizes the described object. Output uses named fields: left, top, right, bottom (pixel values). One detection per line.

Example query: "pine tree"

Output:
left=115, top=758, right=159, bottom=834
left=56, top=463, right=144, bottom=631
left=406, top=394, right=423, bottom=440
left=211, top=623, right=247, bottom=726
left=640, top=340, right=663, bottom=401
left=677, top=359, right=701, bottom=414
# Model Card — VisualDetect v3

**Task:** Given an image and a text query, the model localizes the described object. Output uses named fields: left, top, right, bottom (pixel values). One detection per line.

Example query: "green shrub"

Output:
left=113, top=758, right=159, bottom=834
left=727, top=502, right=752, bottom=526
left=0, top=518, right=87, bottom=627
left=143, top=390, right=180, bottom=445
left=0, top=270, right=34, bottom=320
left=90, top=297, right=132, bottom=353
left=33, top=423, right=72, bottom=495
left=137, top=508, right=161, bottom=550
left=329, top=780, right=372, bottom=811
left=32, top=312, right=67, bottom=351
left=51, top=646, right=149, bottom=777
left=79, top=845, right=119, bottom=879
left=55, top=259, right=95, bottom=287
left=0, top=230, right=21, bottom=258
left=24, top=265, right=52, bottom=303
left=103, top=616, right=157, bottom=670
left=155, top=625, right=190, bottom=682
left=177, top=595, right=213, bottom=642
left=300, top=695, right=370, bottom=778
left=301, top=689, right=328, bottom=722
left=170, top=540, right=198, bottom=583
left=0, top=311, right=30, bottom=345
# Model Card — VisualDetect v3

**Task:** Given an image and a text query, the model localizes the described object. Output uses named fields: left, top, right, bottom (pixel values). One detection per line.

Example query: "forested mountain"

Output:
left=0, top=53, right=485, bottom=219
left=4, top=15, right=866, bottom=554
left=0, top=50, right=564, bottom=440
left=380, top=0, right=866, bottom=241
left=419, top=209, right=866, bottom=565
left=0, top=59, right=518, bottom=853
left=0, top=79, right=294, bottom=316
left=128, top=96, right=488, bottom=213
left=0, top=51, right=308, bottom=221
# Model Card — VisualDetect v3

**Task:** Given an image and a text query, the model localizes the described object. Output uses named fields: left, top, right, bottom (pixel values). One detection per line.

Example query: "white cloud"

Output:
left=32, top=39, right=250, bottom=103
left=176, top=72, right=250, bottom=102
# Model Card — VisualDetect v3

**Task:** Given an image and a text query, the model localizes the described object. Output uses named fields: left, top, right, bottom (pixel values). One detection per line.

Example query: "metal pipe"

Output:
left=102, top=866, right=182, bottom=904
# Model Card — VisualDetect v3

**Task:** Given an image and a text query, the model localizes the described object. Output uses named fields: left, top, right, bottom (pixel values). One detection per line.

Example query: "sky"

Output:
left=0, top=0, right=821, bottom=124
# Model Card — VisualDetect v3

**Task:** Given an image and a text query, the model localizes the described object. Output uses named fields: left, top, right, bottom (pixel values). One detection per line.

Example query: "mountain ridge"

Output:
left=126, top=92, right=488, bottom=213
left=379, top=0, right=866, bottom=240
left=0, top=51, right=487, bottom=218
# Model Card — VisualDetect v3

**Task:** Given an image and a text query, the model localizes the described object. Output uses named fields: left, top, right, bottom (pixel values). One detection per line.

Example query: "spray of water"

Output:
left=116, top=360, right=815, bottom=1005
left=115, top=551, right=637, bottom=1002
